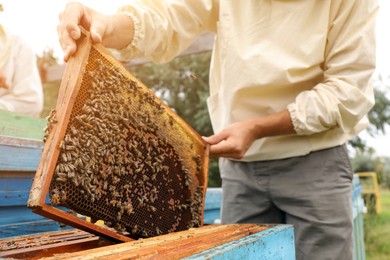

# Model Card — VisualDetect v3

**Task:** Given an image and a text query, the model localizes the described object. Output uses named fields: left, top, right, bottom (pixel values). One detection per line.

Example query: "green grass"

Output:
left=364, top=188, right=390, bottom=260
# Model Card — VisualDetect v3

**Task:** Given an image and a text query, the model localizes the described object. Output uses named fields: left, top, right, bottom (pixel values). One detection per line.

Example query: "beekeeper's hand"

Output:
left=58, top=2, right=133, bottom=62
left=203, top=109, right=295, bottom=159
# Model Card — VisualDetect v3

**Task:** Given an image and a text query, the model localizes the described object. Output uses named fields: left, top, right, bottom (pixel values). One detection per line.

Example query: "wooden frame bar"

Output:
left=26, top=32, right=132, bottom=243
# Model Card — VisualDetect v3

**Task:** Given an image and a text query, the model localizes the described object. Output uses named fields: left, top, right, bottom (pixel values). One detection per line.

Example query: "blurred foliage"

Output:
left=384, top=158, right=390, bottom=189
left=350, top=75, right=390, bottom=153
left=352, top=149, right=385, bottom=183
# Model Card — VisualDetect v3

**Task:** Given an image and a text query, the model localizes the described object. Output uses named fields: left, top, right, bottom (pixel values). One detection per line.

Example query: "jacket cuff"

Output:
left=114, top=8, right=144, bottom=61
left=287, top=103, right=307, bottom=135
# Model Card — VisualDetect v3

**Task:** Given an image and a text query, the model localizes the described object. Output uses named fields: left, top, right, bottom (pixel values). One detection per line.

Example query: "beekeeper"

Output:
left=0, top=5, right=43, bottom=117
left=57, top=1, right=378, bottom=259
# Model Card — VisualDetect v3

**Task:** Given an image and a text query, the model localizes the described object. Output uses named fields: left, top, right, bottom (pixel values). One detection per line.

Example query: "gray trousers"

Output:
left=220, top=145, right=353, bottom=260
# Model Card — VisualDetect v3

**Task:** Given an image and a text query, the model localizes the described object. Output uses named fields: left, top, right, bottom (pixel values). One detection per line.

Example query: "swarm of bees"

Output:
left=48, top=50, right=207, bottom=239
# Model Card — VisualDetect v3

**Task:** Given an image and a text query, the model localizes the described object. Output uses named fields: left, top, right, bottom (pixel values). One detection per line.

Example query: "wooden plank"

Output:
left=27, top=31, right=93, bottom=208
left=40, top=224, right=278, bottom=259
left=0, top=229, right=113, bottom=259
left=0, top=217, right=72, bottom=239
left=32, top=205, right=133, bottom=242
left=183, top=225, right=295, bottom=260
left=27, top=31, right=134, bottom=243
left=0, top=110, right=46, bottom=140
left=0, top=170, right=72, bottom=239
left=45, top=33, right=214, bottom=82
left=0, top=172, right=35, bottom=207
left=0, top=141, right=43, bottom=172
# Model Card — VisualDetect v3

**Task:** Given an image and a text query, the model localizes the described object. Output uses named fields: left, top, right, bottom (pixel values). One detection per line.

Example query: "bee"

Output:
left=105, top=221, right=113, bottom=228
left=66, top=152, right=72, bottom=162
left=56, top=172, right=67, bottom=178
left=71, top=177, right=79, bottom=186
left=131, top=225, right=139, bottom=234
left=67, top=171, right=75, bottom=179
left=189, top=72, right=197, bottom=80
left=115, top=224, right=126, bottom=233
left=125, top=205, right=134, bottom=215
left=43, top=124, right=50, bottom=134
left=55, top=164, right=62, bottom=173
left=55, top=176, right=67, bottom=183
left=112, top=176, right=121, bottom=185
left=61, top=153, right=68, bottom=162
left=102, top=133, right=110, bottom=143
left=50, top=193, right=60, bottom=205
left=137, top=197, right=145, bottom=207
left=46, top=109, right=58, bottom=124
left=57, top=140, right=65, bottom=150
left=65, top=145, right=76, bottom=151
left=88, top=71, right=96, bottom=78
left=70, top=126, right=78, bottom=136
left=155, top=227, right=162, bottom=235
left=64, top=134, right=72, bottom=143
left=75, top=158, right=84, bottom=168
left=142, top=175, right=149, bottom=182
left=116, top=213, right=122, bottom=222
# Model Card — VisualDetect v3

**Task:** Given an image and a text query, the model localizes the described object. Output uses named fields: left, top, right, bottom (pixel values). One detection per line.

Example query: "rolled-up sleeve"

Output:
left=288, top=0, right=378, bottom=136
left=116, top=0, right=218, bottom=63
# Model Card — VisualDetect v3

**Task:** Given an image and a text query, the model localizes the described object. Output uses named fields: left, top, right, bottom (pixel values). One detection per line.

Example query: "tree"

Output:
left=350, top=75, right=390, bottom=153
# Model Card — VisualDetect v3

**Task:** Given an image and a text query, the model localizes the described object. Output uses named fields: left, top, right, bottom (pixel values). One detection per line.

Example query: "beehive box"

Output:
left=28, top=31, right=209, bottom=242
left=0, top=224, right=296, bottom=260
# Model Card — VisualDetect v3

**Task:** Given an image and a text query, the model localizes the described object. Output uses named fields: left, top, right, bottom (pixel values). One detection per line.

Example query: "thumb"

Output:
left=203, top=132, right=227, bottom=145
left=89, top=21, right=104, bottom=44
left=90, top=28, right=103, bottom=44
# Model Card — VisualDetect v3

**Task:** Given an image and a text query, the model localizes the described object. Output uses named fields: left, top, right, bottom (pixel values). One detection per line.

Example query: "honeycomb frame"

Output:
left=28, top=31, right=209, bottom=242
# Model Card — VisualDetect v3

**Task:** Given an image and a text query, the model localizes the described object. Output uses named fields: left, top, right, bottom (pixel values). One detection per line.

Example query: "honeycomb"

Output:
left=48, top=45, right=209, bottom=239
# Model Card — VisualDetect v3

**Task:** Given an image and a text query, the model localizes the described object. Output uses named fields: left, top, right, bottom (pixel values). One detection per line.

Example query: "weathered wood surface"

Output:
left=184, top=225, right=295, bottom=260
left=0, top=170, right=74, bottom=239
left=38, top=224, right=295, bottom=260
left=0, top=137, right=43, bottom=172
left=28, top=31, right=134, bottom=243
left=0, top=225, right=295, bottom=260
left=0, top=229, right=113, bottom=259
left=27, top=31, right=92, bottom=208
left=0, top=110, right=45, bottom=140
